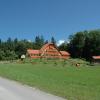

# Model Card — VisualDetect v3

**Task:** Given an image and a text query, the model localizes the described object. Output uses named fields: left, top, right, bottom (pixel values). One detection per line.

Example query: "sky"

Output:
left=0, top=0, right=100, bottom=43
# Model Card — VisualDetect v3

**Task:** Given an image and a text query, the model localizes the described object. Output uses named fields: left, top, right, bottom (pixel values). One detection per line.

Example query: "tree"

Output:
left=0, top=50, right=5, bottom=60
left=15, top=41, right=27, bottom=58
left=14, top=38, right=18, bottom=44
left=6, top=37, right=14, bottom=51
left=68, top=32, right=86, bottom=58
left=4, top=50, right=18, bottom=60
left=44, top=40, right=48, bottom=44
left=83, top=31, right=100, bottom=60
left=34, top=36, right=44, bottom=49
left=58, top=42, right=68, bottom=51
left=51, top=36, right=56, bottom=44
left=68, top=30, right=100, bottom=60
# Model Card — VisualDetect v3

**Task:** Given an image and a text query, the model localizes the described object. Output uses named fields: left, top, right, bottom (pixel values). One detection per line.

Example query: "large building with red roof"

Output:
left=27, top=43, right=70, bottom=59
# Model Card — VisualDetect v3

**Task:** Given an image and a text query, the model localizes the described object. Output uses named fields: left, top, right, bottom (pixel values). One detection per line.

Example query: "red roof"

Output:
left=60, top=51, right=70, bottom=56
left=27, top=43, right=70, bottom=59
left=27, top=49, right=40, bottom=54
left=92, top=56, right=100, bottom=59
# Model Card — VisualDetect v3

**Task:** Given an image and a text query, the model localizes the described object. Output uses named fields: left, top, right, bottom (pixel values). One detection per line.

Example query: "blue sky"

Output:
left=0, top=0, right=100, bottom=42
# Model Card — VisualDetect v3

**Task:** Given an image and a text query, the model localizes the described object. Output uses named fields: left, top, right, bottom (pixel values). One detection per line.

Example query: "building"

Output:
left=92, top=56, right=100, bottom=63
left=27, top=43, right=70, bottom=59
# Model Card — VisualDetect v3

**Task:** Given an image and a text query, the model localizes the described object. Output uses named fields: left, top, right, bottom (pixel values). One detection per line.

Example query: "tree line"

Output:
left=67, top=30, right=100, bottom=61
left=0, top=36, right=56, bottom=60
left=0, top=30, right=100, bottom=61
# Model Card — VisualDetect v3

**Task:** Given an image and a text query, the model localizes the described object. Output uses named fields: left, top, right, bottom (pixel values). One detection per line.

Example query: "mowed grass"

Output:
left=0, top=60, right=100, bottom=100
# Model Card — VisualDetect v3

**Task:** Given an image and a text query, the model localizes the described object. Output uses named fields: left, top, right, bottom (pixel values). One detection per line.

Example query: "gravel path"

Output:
left=0, top=77, right=66, bottom=100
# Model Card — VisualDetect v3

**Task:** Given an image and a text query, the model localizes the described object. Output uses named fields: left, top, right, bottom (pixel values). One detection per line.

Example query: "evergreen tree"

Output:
left=44, top=40, right=48, bottom=44
left=51, top=36, right=56, bottom=44
left=34, top=35, right=44, bottom=49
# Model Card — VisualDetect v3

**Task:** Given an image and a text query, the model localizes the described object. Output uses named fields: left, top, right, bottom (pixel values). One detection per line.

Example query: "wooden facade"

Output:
left=27, top=43, right=70, bottom=59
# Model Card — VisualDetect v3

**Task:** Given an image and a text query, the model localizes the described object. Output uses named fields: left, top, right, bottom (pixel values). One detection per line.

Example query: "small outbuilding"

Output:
left=92, top=56, right=100, bottom=63
left=60, top=51, right=70, bottom=59
left=21, top=55, right=26, bottom=61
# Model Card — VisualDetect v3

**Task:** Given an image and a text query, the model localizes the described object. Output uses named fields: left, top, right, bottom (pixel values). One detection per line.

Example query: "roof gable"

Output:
left=40, top=43, right=53, bottom=51
left=40, top=43, right=62, bottom=55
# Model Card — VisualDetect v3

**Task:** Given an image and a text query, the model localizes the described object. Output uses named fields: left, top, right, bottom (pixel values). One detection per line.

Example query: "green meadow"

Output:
left=0, top=59, right=100, bottom=100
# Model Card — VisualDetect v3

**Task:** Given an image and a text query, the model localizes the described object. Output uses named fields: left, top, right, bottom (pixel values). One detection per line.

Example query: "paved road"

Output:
left=0, top=77, right=65, bottom=100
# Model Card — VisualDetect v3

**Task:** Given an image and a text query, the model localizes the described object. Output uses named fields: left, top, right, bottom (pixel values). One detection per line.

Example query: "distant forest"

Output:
left=0, top=30, right=100, bottom=61
left=0, top=36, right=57, bottom=60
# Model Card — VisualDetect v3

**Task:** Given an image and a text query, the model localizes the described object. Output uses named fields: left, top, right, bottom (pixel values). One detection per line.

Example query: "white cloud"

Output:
left=57, top=40, right=65, bottom=46
left=28, top=40, right=32, bottom=42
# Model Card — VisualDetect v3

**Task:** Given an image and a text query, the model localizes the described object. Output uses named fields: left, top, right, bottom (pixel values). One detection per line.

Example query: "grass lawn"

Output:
left=0, top=59, right=100, bottom=100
